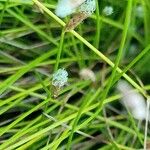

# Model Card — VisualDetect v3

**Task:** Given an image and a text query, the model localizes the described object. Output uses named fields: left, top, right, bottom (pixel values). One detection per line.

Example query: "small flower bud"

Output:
left=103, top=6, right=113, bottom=16
left=136, top=5, right=143, bottom=18
left=79, top=68, right=96, bottom=82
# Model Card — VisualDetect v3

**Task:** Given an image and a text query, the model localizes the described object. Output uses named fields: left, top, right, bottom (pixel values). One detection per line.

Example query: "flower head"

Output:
left=79, top=0, right=96, bottom=16
left=55, top=0, right=86, bottom=18
left=55, top=0, right=95, bottom=18
left=52, top=68, right=68, bottom=88
left=103, top=6, right=113, bottom=16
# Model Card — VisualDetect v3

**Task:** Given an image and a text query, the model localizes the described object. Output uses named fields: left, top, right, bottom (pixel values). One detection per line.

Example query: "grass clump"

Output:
left=0, top=0, right=150, bottom=149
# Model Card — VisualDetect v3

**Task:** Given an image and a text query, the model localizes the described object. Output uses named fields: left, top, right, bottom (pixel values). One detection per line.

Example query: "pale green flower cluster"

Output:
left=103, top=6, right=113, bottom=16
left=55, top=0, right=96, bottom=18
left=52, top=68, right=68, bottom=88
left=79, top=0, right=96, bottom=16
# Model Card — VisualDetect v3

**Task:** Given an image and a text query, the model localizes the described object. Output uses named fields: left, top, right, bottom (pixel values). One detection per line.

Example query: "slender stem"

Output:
left=144, top=98, right=150, bottom=150
left=94, top=0, right=101, bottom=49
left=54, top=30, right=65, bottom=71
left=101, top=0, right=132, bottom=101
left=112, top=44, right=150, bottom=86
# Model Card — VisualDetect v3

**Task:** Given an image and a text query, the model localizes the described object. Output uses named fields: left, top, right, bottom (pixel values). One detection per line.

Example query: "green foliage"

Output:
left=0, top=0, right=150, bottom=149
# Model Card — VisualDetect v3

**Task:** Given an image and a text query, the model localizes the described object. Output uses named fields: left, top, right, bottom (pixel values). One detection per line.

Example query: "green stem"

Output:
left=54, top=30, right=65, bottom=71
